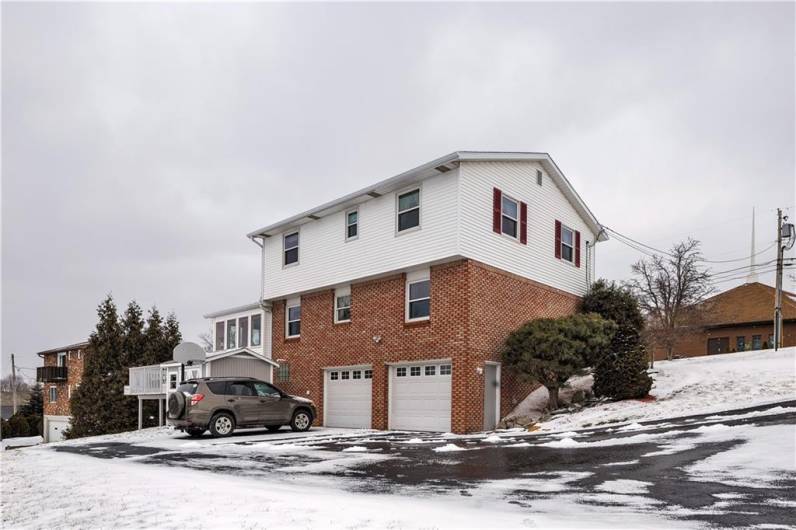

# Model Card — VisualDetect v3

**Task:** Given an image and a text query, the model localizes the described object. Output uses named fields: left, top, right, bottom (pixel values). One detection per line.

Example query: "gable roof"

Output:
left=246, top=151, right=606, bottom=241
left=205, top=348, right=280, bottom=367
left=36, top=341, right=90, bottom=357
left=698, top=282, right=796, bottom=327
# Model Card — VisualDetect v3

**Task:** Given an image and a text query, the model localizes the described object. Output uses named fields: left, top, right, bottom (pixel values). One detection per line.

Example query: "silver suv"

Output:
left=167, top=377, right=317, bottom=437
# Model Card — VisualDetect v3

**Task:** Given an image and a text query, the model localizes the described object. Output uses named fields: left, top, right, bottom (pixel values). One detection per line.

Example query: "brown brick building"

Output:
left=36, top=341, right=90, bottom=441
left=271, top=259, right=578, bottom=434
left=653, top=282, right=796, bottom=360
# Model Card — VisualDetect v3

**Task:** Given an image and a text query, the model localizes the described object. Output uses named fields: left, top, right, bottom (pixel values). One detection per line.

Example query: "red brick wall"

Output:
left=271, top=258, right=581, bottom=433
left=42, top=347, right=87, bottom=416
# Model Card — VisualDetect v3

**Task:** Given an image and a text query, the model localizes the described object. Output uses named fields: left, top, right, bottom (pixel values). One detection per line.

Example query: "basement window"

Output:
left=277, top=363, right=290, bottom=382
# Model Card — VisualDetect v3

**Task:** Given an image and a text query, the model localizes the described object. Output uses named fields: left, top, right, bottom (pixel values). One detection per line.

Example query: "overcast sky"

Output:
left=3, top=2, right=794, bottom=376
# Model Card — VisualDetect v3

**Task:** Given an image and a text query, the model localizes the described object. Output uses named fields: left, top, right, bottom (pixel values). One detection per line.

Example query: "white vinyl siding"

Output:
left=458, top=160, right=595, bottom=296
left=262, top=170, right=460, bottom=301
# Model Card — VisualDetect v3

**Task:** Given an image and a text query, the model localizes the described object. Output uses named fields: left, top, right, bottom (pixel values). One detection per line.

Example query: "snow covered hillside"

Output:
left=536, top=346, right=796, bottom=432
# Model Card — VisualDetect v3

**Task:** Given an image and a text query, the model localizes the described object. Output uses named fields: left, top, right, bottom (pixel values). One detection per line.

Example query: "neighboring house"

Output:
left=36, top=341, right=90, bottom=442
left=654, top=282, right=796, bottom=360
left=223, top=151, right=606, bottom=434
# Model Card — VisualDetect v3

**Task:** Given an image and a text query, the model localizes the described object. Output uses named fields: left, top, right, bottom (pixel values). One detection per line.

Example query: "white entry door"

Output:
left=47, top=418, right=68, bottom=442
left=324, top=367, right=372, bottom=429
left=389, top=362, right=452, bottom=432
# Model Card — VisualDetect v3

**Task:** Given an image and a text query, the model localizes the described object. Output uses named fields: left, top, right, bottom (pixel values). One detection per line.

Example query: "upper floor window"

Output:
left=346, top=209, right=359, bottom=240
left=238, top=317, right=249, bottom=348
left=536, top=169, right=543, bottom=186
left=283, top=232, right=299, bottom=266
left=49, top=386, right=57, bottom=403
left=406, top=275, right=431, bottom=321
left=226, top=319, right=237, bottom=349
left=334, top=286, right=351, bottom=323
left=57, top=352, right=67, bottom=367
left=251, top=314, right=262, bottom=347
left=397, top=188, right=420, bottom=232
left=501, top=195, right=519, bottom=238
left=215, top=321, right=225, bottom=351
left=560, top=225, right=575, bottom=263
left=286, top=299, right=301, bottom=338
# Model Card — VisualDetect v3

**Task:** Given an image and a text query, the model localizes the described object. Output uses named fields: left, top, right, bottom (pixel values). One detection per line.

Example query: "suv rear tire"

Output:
left=290, top=409, right=312, bottom=432
left=209, top=412, right=235, bottom=437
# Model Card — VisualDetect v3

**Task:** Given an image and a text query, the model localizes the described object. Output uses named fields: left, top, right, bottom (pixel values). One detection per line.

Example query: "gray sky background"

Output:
left=3, top=2, right=794, bottom=377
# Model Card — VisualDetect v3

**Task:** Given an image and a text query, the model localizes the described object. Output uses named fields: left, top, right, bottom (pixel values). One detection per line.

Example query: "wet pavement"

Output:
left=54, top=401, right=796, bottom=528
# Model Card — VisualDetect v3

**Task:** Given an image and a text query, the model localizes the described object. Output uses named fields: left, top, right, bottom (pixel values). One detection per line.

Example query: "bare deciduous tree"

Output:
left=627, top=239, right=713, bottom=363
left=198, top=331, right=213, bottom=353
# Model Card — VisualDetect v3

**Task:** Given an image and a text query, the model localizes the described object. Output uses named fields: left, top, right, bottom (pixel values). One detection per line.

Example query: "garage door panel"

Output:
left=325, top=369, right=372, bottom=429
left=390, top=365, right=452, bottom=432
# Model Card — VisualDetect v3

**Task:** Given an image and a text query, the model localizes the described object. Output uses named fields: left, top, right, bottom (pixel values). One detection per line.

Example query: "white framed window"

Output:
left=49, top=386, right=57, bottom=403
left=536, top=169, right=543, bottom=186
left=57, top=352, right=67, bottom=367
left=334, top=285, right=351, bottom=323
left=226, top=319, right=237, bottom=349
left=330, top=371, right=339, bottom=380
left=286, top=298, right=301, bottom=338
left=425, top=365, right=436, bottom=376
left=396, top=367, right=407, bottom=377
left=410, top=366, right=421, bottom=376
left=560, top=225, right=575, bottom=263
left=251, top=313, right=262, bottom=347
left=238, top=317, right=249, bottom=348
left=77, top=350, right=81, bottom=360
left=345, top=208, right=359, bottom=241
left=440, top=364, right=452, bottom=375
left=396, top=188, right=421, bottom=233
left=283, top=231, right=299, bottom=266
left=215, top=321, right=225, bottom=351
left=353, top=370, right=362, bottom=379
left=501, top=194, right=520, bottom=239
left=341, top=370, right=350, bottom=380
left=406, top=269, right=431, bottom=321
left=364, top=369, right=373, bottom=379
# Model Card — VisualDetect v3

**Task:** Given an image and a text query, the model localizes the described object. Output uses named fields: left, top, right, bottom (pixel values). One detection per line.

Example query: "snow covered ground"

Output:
left=532, top=346, right=796, bottom=432
left=1, top=348, right=794, bottom=529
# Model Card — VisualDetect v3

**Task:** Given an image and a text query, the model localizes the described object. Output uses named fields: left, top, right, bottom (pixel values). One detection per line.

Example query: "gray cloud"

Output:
left=3, top=2, right=794, bottom=375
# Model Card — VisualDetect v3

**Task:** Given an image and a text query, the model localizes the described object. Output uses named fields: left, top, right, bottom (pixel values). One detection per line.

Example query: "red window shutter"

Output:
left=555, top=220, right=562, bottom=258
left=520, top=202, right=528, bottom=244
left=492, top=188, right=502, bottom=234
left=575, top=230, right=581, bottom=267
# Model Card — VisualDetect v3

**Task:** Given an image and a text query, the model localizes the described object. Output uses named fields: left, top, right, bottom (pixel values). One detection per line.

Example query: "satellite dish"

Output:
left=173, top=342, right=206, bottom=364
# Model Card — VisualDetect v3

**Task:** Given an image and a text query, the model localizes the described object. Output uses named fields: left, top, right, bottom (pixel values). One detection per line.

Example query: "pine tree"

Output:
left=162, top=312, right=182, bottom=358
left=120, top=301, right=146, bottom=427
left=581, top=279, right=653, bottom=400
left=67, top=295, right=132, bottom=438
left=19, top=384, right=44, bottom=416
left=141, top=307, right=165, bottom=366
left=502, top=314, right=615, bottom=410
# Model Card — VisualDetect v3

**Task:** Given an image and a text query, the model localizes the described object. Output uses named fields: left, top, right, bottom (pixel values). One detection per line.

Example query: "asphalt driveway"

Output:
left=53, top=401, right=796, bottom=529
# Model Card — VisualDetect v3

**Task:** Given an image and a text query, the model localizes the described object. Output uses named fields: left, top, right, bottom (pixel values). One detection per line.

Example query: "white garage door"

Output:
left=47, top=418, right=68, bottom=442
left=390, top=363, right=452, bottom=432
left=325, top=367, right=372, bottom=429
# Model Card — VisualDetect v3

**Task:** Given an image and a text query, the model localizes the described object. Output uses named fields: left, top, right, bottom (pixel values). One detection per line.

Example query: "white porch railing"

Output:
left=127, top=364, right=165, bottom=395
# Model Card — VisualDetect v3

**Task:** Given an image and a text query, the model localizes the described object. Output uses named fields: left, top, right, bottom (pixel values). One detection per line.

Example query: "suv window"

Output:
left=206, top=381, right=227, bottom=395
left=253, top=382, right=281, bottom=398
left=228, top=382, right=255, bottom=396
left=177, top=382, right=198, bottom=394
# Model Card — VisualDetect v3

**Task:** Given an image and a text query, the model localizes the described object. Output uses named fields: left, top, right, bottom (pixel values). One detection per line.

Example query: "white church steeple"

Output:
left=746, top=207, right=758, bottom=284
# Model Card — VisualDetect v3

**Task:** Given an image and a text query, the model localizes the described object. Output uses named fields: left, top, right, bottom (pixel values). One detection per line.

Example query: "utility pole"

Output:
left=774, top=208, right=784, bottom=351
left=11, top=353, right=18, bottom=415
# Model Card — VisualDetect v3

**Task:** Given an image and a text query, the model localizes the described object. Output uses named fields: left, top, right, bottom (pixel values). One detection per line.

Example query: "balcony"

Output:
left=37, top=365, right=68, bottom=382
left=125, top=364, right=166, bottom=396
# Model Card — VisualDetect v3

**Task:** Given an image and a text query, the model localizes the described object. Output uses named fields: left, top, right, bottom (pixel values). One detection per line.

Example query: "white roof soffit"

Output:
left=247, top=151, right=606, bottom=242
left=203, top=301, right=270, bottom=319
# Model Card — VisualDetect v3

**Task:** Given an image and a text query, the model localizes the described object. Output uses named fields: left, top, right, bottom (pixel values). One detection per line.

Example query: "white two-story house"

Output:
left=205, top=151, right=606, bottom=433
